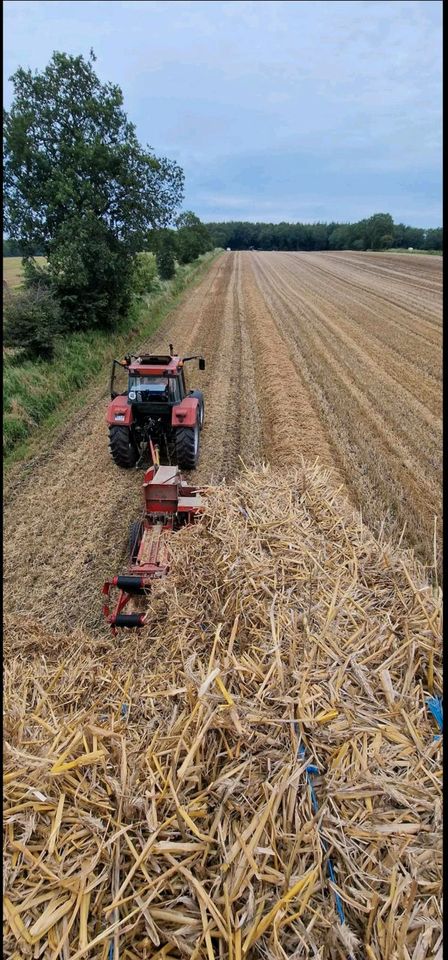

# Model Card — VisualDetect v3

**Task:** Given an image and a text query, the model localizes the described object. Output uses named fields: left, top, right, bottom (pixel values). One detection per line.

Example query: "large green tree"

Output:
left=175, top=211, right=212, bottom=263
left=424, top=227, right=443, bottom=251
left=365, top=213, right=394, bottom=250
left=4, top=50, right=184, bottom=329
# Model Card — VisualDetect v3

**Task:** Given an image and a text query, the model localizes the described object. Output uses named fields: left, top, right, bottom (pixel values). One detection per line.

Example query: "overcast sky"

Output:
left=3, top=0, right=442, bottom=226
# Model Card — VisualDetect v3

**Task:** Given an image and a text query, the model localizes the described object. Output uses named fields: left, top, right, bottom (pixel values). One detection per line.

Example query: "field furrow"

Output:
left=249, top=252, right=442, bottom=566
left=252, top=254, right=442, bottom=473
left=239, top=253, right=345, bottom=481
left=277, top=254, right=442, bottom=372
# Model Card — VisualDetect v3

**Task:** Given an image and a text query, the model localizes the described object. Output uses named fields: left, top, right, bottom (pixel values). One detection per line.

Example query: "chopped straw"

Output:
left=3, top=462, right=442, bottom=959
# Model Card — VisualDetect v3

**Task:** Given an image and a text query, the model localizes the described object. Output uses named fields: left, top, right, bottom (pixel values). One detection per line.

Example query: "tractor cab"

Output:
left=107, top=346, right=205, bottom=471
left=111, top=354, right=179, bottom=401
left=128, top=376, right=172, bottom=405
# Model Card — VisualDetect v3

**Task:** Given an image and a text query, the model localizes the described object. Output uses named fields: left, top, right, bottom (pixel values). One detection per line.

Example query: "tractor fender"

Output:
left=106, top=396, right=133, bottom=426
left=171, top=396, right=198, bottom=429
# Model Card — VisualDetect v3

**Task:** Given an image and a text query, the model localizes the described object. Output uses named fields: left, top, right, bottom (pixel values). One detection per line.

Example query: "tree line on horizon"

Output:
left=5, top=209, right=443, bottom=262
left=205, top=214, right=442, bottom=252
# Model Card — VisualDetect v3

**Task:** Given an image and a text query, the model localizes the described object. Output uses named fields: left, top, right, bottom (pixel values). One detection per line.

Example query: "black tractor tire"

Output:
left=190, top=390, right=205, bottom=430
left=109, top=425, right=138, bottom=469
left=129, top=520, right=143, bottom=561
left=175, top=420, right=200, bottom=470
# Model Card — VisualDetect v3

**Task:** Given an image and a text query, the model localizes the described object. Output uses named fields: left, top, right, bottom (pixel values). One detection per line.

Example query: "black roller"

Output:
left=115, top=575, right=146, bottom=594
left=113, top=613, right=146, bottom=628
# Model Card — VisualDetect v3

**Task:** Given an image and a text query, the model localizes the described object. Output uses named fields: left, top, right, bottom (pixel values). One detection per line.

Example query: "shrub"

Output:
left=132, top=252, right=159, bottom=297
left=47, top=214, right=135, bottom=332
left=176, top=211, right=213, bottom=264
left=22, top=257, right=52, bottom=290
left=3, top=287, right=62, bottom=359
left=424, top=228, right=443, bottom=251
left=156, top=247, right=176, bottom=280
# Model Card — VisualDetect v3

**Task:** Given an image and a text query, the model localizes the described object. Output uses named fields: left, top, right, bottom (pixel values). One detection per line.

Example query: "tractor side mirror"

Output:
left=199, top=358, right=205, bottom=370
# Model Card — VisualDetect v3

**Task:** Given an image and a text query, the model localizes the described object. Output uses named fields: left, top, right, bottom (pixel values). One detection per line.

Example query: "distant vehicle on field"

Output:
left=226, top=247, right=231, bottom=251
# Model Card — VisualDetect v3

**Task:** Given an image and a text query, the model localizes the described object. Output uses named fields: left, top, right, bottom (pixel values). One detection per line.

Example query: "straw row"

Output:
left=3, top=462, right=442, bottom=958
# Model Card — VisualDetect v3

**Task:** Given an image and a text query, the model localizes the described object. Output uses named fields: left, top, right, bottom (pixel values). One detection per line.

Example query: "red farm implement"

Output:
left=102, top=441, right=203, bottom=630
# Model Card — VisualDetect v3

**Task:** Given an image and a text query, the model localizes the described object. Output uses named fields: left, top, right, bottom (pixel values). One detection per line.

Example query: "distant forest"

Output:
left=205, top=213, right=443, bottom=252
left=3, top=238, right=45, bottom=257
left=4, top=212, right=442, bottom=258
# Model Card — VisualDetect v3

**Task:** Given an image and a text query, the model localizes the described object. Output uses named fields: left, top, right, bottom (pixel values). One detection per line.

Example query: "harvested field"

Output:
left=4, top=251, right=442, bottom=633
left=247, top=251, right=442, bottom=575
left=3, top=251, right=443, bottom=958
left=3, top=256, right=46, bottom=290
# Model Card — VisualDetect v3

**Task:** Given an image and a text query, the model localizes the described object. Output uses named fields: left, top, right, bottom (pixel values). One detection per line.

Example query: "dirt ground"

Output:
left=4, top=250, right=442, bottom=632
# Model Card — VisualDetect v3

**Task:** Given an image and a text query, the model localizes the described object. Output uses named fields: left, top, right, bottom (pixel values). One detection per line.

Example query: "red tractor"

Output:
left=106, top=345, right=205, bottom=471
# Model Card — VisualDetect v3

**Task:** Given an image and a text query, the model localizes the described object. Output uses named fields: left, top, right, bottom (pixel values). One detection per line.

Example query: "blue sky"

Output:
left=3, top=0, right=442, bottom=226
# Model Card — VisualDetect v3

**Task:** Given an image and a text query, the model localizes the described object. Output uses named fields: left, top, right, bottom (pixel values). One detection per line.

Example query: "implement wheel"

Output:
left=175, top=420, right=200, bottom=470
left=109, top=425, right=138, bottom=469
left=129, top=520, right=143, bottom=561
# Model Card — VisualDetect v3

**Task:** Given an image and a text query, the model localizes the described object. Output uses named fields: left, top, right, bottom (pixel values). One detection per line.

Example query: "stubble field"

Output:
left=3, top=250, right=442, bottom=958
left=4, top=249, right=442, bottom=632
left=3, top=255, right=47, bottom=288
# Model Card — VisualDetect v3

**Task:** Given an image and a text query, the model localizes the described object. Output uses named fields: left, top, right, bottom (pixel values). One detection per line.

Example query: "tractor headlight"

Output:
left=129, top=391, right=136, bottom=400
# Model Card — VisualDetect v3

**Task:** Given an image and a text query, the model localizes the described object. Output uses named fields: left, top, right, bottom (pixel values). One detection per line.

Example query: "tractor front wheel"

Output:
left=175, top=421, right=200, bottom=470
left=109, top=425, right=138, bottom=469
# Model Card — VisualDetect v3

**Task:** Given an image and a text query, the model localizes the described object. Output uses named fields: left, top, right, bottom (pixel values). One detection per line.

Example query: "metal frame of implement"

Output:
left=102, top=440, right=203, bottom=631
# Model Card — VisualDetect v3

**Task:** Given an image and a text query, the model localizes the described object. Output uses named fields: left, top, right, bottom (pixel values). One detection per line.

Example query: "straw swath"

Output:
left=3, top=463, right=442, bottom=959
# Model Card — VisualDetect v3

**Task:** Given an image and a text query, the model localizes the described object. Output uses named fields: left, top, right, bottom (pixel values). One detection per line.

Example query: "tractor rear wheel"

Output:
left=109, top=425, right=138, bottom=469
left=175, top=421, right=200, bottom=470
